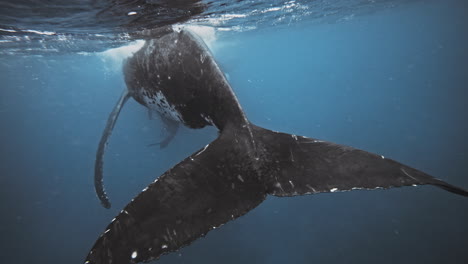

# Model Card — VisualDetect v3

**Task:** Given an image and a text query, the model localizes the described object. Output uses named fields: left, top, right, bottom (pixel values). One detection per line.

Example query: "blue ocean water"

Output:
left=1, top=0, right=467, bottom=263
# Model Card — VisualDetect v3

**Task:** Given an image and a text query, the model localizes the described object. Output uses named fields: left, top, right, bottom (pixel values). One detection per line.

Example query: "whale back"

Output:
left=124, top=29, right=248, bottom=130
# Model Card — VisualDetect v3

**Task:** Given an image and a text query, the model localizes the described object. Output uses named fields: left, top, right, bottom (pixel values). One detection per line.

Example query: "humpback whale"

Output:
left=88, top=27, right=468, bottom=264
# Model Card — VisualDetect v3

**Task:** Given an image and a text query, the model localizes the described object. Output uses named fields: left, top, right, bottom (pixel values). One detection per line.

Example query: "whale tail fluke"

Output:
left=250, top=125, right=468, bottom=197
left=86, top=130, right=267, bottom=264
left=86, top=123, right=467, bottom=263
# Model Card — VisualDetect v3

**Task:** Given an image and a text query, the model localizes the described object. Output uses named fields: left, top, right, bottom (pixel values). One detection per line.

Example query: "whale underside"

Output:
left=88, top=28, right=468, bottom=264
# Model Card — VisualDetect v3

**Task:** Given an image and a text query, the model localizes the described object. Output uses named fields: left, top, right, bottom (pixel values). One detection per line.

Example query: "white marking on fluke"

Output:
left=131, top=251, right=138, bottom=259
left=237, top=175, right=244, bottom=182
left=306, top=184, right=316, bottom=192
left=401, top=168, right=418, bottom=181
left=195, top=144, right=209, bottom=156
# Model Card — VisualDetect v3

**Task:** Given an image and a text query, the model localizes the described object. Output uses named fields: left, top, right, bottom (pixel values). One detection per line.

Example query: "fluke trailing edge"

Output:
left=88, top=27, right=468, bottom=264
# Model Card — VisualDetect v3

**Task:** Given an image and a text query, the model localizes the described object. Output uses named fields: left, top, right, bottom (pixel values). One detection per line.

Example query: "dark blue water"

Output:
left=1, top=0, right=467, bottom=263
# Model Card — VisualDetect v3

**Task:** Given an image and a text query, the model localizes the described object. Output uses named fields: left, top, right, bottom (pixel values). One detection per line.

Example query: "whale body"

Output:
left=87, top=28, right=468, bottom=264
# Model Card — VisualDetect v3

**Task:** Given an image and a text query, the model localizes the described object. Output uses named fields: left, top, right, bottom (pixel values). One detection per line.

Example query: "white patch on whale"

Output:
left=142, top=90, right=183, bottom=122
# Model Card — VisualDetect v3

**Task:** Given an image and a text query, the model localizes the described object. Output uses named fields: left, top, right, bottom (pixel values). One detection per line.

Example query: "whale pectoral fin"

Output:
left=86, top=137, right=266, bottom=264
left=95, top=90, right=132, bottom=209
left=159, top=115, right=179, bottom=148
left=253, top=125, right=468, bottom=197
left=148, top=114, right=179, bottom=148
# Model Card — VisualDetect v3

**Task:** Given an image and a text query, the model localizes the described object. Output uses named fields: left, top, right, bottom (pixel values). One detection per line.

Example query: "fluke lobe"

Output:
left=87, top=27, right=468, bottom=264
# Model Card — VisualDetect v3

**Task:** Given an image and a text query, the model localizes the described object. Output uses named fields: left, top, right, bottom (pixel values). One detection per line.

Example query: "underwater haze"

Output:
left=1, top=0, right=467, bottom=263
